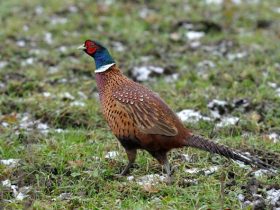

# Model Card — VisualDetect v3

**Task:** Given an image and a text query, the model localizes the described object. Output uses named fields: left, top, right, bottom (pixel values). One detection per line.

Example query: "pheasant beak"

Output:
left=77, top=44, right=86, bottom=50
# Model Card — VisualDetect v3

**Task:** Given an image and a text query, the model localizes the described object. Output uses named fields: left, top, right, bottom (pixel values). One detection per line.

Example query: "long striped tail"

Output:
left=186, top=134, right=276, bottom=170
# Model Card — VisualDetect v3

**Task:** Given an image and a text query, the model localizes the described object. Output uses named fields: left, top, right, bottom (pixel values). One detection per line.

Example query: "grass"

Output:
left=0, top=0, right=280, bottom=209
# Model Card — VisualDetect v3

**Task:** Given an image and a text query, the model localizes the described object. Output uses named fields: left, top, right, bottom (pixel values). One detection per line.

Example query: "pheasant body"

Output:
left=96, top=68, right=188, bottom=154
left=79, top=40, right=275, bottom=180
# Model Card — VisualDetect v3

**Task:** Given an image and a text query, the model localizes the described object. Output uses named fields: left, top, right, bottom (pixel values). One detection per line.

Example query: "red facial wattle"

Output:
left=85, top=40, right=98, bottom=54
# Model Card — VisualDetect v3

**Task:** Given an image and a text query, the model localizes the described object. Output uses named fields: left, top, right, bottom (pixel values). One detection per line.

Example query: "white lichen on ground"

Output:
left=136, top=174, right=166, bottom=185
left=105, top=151, right=119, bottom=159
left=185, top=166, right=220, bottom=175
left=0, top=159, right=21, bottom=168
left=216, top=116, right=239, bottom=128
left=181, top=154, right=193, bottom=162
left=268, top=133, right=280, bottom=143
left=185, top=31, right=205, bottom=40
left=1, top=179, right=30, bottom=201
left=266, top=188, right=280, bottom=206
left=177, top=109, right=211, bottom=123
left=132, top=66, right=164, bottom=81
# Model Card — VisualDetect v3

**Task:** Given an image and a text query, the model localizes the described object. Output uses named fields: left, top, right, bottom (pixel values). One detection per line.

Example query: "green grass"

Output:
left=0, top=0, right=280, bottom=209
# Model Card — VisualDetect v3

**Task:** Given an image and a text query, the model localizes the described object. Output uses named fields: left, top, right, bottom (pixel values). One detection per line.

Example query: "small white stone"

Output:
left=266, top=188, right=280, bottom=206
left=204, top=165, right=220, bottom=175
left=185, top=168, right=200, bottom=174
left=181, top=154, right=192, bottom=162
left=21, top=57, right=34, bottom=66
left=205, top=0, right=241, bottom=5
left=43, top=92, right=51, bottom=97
left=273, top=7, right=280, bottom=13
left=238, top=194, right=245, bottom=202
left=19, top=113, right=34, bottom=130
left=59, top=79, right=68, bottom=83
left=11, top=185, right=18, bottom=197
left=151, top=197, right=162, bottom=204
left=92, top=156, right=100, bottom=161
left=276, top=88, right=280, bottom=97
left=197, top=60, right=216, bottom=69
left=37, top=123, right=49, bottom=130
left=0, top=61, right=7, bottom=69
left=185, top=166, right=220, bottom=175
left=185, top=31, right=205, bottom=40
left=58, top=46, right=67, bottom=53
left=2, top=179, right=12, bottom=187
left=165, top=73, right=179, bottom=83
left=78, top=91, right=88, bottom=99
left=170, top=32, right=181, bottom=41
left=35, top=6, right=43, bottom=15
left=103, top=0, right=115, bottom=5
left=136, top=174, right=166, bottom=185
left=44, top=32, right=53, bottom=44
left=16, top=40, right=26, bottom=47
left=268, top=82, right=277, bottom=88
left=204, top=0, right=223, bottom=4
left=140, top=56, right=152, bottom=62
left=2, top=122, right=9, bottom=127
left=252, top=169, right=270, bottom=178
left=234, top=160, right=250, bottom=169
left=210, top=110, right=221, bottom=119
left=16, top=186, right=30, bottom=201
left=132, top=66, right=164, bottom=81
left=227, top=52, right=247, bottom=61
left=112, top=41, right=125, bottom=52
left=208, top=99, right=228, bottom=108
left=50, top=16, right=68, bottom=25
left=57, top=192, right=72, bottom=200
left=138, top=7, right=153, bottom=19
left=183, top=179, right=198, bottom=185
left=60, top=92, right=75, bottom=100
left=105, top=151, right=119, bottom=159
left=127, top=176, right=134, bottom=181
left=48, top=66, right=59, bottom=74
left=243, top=200, right=252, bottom=207
left=68, top=5, right=78, bottom=13
left=23, top=25, right=29, bottom=31
left=216, top=116, right=239, bottom=128
left=0, top=159, right=20, bottom=167
left=189, top=41, right=201, bottom=48
left=16, top=192, right=26, bottom=200
left=268, top=133, right=280, bottom=143
left=177, top=109, right=211, bottom=123
left=55, top=128, right=64, bottom=133
left=70, top=101, right=86, bottom=107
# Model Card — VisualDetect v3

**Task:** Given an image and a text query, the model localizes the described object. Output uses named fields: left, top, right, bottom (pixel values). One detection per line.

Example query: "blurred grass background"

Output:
left=0, top=0, right=280, bottom=209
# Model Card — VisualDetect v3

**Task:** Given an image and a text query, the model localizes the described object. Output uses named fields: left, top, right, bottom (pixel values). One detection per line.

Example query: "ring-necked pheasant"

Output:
left=78, top=40, right=275, bottom=182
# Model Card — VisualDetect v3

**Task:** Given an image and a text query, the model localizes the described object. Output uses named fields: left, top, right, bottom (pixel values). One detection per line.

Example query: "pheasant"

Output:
left=78, top=40, right=274, bottom=182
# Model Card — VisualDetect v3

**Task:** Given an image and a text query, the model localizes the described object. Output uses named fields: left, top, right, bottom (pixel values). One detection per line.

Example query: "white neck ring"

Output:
left=95, top=63, right=115, bottom=73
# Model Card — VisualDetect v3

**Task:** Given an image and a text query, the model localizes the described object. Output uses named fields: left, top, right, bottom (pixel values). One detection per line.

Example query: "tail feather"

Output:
left=186, top=134, right=276, bottom=170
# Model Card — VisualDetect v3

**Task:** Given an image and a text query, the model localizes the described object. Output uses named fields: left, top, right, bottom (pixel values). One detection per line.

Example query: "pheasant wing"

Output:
left=113, top=85, right=178, bottom=137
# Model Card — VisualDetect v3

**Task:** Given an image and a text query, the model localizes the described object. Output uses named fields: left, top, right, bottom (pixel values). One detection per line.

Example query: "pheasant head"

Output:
left=78, top=40, right=115, bottom=72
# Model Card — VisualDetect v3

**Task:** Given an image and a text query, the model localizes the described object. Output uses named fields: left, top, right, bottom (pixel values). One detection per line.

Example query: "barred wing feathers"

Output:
left=113, top=85, right=178, bottom=137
